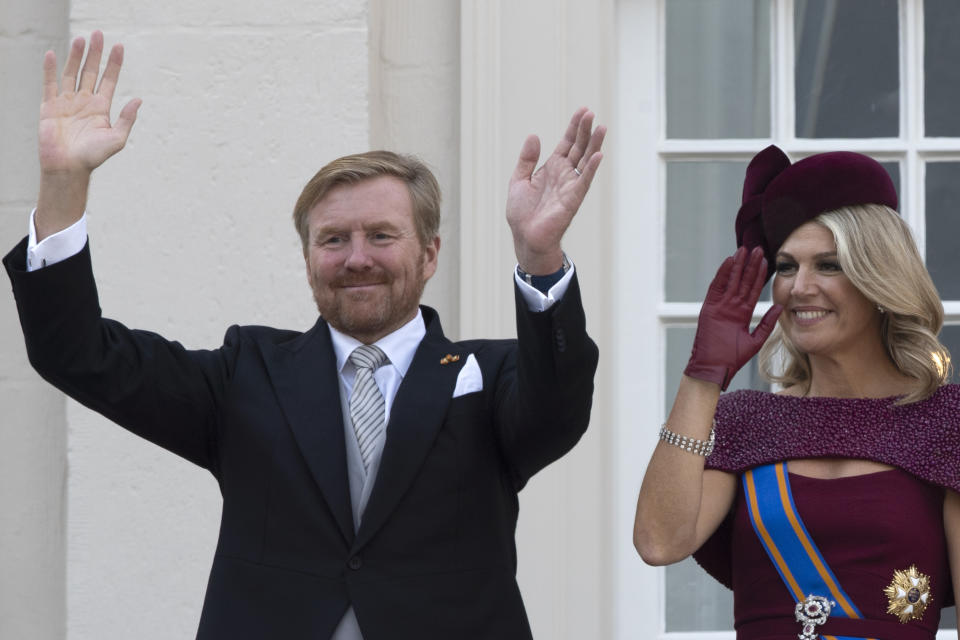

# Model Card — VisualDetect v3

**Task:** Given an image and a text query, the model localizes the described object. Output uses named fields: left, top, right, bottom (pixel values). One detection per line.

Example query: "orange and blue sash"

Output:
left=743, top=463, right=876, bottom=640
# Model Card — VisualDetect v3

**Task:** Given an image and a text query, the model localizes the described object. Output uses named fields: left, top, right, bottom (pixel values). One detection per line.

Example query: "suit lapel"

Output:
left=354, top=310, right=465, bottom=549
left=264, top=319, right=355, bottom=545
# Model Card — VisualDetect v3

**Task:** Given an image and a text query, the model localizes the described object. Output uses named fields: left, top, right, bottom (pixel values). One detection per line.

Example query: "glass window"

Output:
left=794, top=0, right=899, bottom=138
left=665, top=557, right=735, bottom=632
left=939, top=325, right=960, bottom=372
left=665, top=161, right=749, bottom=301
left=879, top=161, right=901, bottom=204
left=666, top=0, right=771, bottom=139
left=925, top=162, right=960, bottom=299
left=924, top=0, right=960, bottom=137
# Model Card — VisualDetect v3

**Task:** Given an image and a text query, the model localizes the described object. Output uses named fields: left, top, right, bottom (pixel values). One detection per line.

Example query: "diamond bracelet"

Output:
left=658, top=423, right=715, bottom=457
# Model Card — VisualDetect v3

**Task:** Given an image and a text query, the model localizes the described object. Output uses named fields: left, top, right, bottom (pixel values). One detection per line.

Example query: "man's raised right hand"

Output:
left=35, top=30, right=140, bottom=241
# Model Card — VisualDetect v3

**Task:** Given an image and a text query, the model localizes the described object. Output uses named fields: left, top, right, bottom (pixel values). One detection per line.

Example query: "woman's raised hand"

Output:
left=683, top=246, right=782, bottom=390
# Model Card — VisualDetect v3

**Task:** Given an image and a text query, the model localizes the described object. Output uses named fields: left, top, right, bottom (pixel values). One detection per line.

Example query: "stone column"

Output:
left=368, top=0, right=461, bottom=333
left=0, top=1, right=70, bottom=638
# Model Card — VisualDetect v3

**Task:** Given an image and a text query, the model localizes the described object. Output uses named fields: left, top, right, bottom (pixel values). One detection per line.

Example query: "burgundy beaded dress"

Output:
left=693, top=386, right=960, bottom=640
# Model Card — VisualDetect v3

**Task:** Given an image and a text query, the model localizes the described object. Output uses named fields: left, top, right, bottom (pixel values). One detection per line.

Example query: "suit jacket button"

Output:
left=348, top=556, right=363, bottom=570
left=554, top=328, right=567, bottom=352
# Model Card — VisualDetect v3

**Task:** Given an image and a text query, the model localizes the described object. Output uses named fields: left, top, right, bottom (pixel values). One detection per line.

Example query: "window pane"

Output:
left=665, top=327, right=769, bottom=414
left=925, top=162, right=960, bottom=299
left=942, top=606, right=958, bottom=631
left=666, top=0, right=771, bottom=139
left=925, top=0, right=960, bottom=137
left=879, top=161, right=901, bottom=204
left=665, top=557, right=734, bottom=632
left=795, top=0, right=899, bottom=138
left=663, top=327, right=767, bottom=632
left=940, top=326, right=960, bottom=378
left=666, top=161, right=749, bottom=301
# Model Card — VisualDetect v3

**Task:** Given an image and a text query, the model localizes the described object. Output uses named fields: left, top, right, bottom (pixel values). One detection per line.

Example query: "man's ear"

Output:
left=304, top=251, right=314, bottom=288
left=422, top=235, right=440, bottom=281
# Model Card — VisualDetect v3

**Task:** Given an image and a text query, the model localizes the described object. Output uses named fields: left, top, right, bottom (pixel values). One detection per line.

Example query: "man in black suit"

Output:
left=6, top=32, right=603, bottom=639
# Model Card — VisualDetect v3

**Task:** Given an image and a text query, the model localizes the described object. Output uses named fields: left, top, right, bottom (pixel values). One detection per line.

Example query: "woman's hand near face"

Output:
left=683, top=246, right=782, bottom=390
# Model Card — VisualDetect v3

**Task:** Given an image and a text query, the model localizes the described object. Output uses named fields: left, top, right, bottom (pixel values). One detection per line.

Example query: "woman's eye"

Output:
left=774, top=262, right=796, bottom=274
left=819, top=261, right=842, bottom=272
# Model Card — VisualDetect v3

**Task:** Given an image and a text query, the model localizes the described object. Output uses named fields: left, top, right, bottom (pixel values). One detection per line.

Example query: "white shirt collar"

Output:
left=328, top=309, right=427, bottom=377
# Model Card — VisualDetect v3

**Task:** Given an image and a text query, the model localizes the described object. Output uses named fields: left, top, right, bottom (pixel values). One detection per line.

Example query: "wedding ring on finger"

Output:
left=573, top=167, right=582, bottom=176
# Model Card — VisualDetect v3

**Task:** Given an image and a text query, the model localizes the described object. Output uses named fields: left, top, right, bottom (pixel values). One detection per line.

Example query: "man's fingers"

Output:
left=572, top=150, right=603, bottom=197
left=511, top=134, right=541, bottom=183
left=553, top=107, right=588, bottom=158
left=42, top=51, right=58, bottom=101
left=567, top=110, right=595, bottom=168
left=78, top=31, right=104, bottom=93
left=578, top=124, right=606, bottom=172
left=96, top=44, right=124, bottom=102
left=114, top=98, right=142, bottom=143
left=60, top=36, right=86, bottom=93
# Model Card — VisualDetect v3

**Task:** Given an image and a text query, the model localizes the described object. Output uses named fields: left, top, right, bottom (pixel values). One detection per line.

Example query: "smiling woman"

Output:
left=761, top=204, right=949, bottom=404
left=634, top=145, right=960, bottom=640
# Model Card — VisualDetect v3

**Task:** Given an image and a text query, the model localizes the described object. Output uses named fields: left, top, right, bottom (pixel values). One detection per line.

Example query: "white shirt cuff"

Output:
left=27, top=209, right=88, bottom=272
left=513, top=261, right=575, bottom=312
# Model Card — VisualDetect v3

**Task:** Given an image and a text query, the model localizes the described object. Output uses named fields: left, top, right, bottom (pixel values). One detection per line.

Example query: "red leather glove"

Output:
left=684, top=246, right=783, bottom=390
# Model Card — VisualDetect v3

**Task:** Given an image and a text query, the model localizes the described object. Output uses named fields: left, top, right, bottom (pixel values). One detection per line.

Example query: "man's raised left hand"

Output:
left=506, top=107, right=605, bottom=275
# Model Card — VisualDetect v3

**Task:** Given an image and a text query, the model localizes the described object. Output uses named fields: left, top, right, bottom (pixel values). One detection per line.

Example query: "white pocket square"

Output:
left=452, top=354, right=483, bottom=397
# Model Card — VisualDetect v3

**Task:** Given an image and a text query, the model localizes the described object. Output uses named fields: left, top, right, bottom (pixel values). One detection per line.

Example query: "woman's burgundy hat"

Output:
left=734, top=145, right=898, bottom=279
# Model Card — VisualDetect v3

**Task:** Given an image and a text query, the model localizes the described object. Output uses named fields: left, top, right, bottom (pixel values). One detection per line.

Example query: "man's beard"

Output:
left=312, top=263, right=426, bottom=341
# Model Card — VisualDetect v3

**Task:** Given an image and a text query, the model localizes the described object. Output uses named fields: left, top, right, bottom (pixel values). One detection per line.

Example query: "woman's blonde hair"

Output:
left=758, top=204, right=951, bottom=404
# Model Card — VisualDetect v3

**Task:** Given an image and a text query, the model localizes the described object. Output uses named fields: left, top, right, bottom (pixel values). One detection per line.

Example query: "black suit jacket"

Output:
left=4, top=238, right=599, bottom=639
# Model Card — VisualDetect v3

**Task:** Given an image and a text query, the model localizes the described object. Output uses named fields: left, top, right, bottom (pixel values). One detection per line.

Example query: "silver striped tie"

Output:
left=348, top=345, right=388, bottom=471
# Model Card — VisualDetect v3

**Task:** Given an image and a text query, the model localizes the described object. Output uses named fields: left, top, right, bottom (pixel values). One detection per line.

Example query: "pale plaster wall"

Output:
left=0, top=1, right=69, bottom=638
